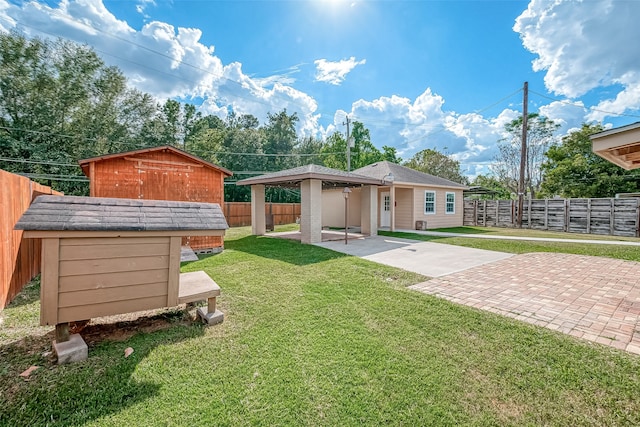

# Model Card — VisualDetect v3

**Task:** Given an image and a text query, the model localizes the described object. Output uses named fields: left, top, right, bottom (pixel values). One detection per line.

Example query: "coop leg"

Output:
left=52, top=323, right=88, bottom=364
left=55, top=323, right=70, bottom=342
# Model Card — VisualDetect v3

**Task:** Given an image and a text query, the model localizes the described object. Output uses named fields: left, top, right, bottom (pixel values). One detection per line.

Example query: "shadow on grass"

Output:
left=0, top=310, right=205, bottom=427
left=225, top=235, right=349, bottom=266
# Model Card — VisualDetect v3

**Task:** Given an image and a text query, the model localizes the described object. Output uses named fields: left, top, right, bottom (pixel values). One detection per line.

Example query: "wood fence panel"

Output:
left=1, top=169, right=61, bottom=308
left=224, top=202, right=301, bottom=227
left=463, top=197, right=640, bottom=238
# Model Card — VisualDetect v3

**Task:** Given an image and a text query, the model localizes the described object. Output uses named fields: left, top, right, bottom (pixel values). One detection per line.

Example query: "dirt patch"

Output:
left=70, top=305, right=200, bottom=345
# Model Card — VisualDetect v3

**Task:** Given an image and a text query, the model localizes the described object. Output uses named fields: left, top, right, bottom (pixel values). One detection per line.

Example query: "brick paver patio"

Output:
left=409, top=252, right=640, bottom=354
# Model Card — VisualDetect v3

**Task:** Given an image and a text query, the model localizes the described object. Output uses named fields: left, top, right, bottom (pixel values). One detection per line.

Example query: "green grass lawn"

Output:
left=381, top=228, right=640, bottom=262
left=1, top=227, right=640, bottom=426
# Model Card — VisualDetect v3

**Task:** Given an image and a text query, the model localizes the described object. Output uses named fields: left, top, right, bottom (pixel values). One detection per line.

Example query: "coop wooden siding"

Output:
left=53, top=236, right=172, bottom=324
left=88, top=149, right=226, bottom=250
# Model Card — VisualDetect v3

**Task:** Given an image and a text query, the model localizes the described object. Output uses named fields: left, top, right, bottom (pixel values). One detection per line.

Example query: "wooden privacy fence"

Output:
left=224, top=202, right=301, bottom=227
left=464, top=198, right=640, bottom=237
left=1, top=169, right=62, bottom=308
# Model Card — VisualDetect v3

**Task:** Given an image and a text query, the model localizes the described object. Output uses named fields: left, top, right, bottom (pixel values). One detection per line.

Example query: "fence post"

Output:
left=544, top=199, right=548, bottom=230
left=586, top=199, right=591, bottom=234
left=495, top=201, right=499, bottom=226
left=610, top=198, right=615, bottom=236
left=510, top=200, right=514, bottom=225
left=636, top=200, right=640, bottom=237
left=474, top=200, right=478, bottom=226
left=565, top=199, right=570, bottom=232
left=527, top=198, right=532, bottom=229
left=483, top=200, right=487, bottom=226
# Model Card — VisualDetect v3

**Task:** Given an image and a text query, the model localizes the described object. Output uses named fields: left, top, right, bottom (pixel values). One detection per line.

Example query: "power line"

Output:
left=529, top=89, right=640, bottom=119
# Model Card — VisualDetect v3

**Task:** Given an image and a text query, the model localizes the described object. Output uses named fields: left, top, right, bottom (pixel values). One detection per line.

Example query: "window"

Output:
left=424, top=191, right=435, bottom=214
left=446, top=192, right=455, bottom=214
left=384, top=194, right=390, bottom=211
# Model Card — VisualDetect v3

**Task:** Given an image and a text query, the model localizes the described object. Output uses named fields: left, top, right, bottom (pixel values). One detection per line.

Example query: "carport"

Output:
left=236, top=164, right=381, bottom=244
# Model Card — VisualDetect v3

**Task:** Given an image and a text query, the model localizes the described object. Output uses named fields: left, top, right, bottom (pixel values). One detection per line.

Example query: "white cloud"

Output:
left=314, top=56, right=366, bottom=85
left=344, top=88, right=519, bottom=177
left=514, top=0, right=640, bottom=118
left=0, top=0, right=321, bottom=136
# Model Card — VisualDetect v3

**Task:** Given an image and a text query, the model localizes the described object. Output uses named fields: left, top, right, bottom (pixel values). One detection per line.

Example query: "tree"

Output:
left=493, top=113, right=560, bottom=198
left=263, top=109, right=298, bottom=171
left=0, top=32, right=161, bottom=195
left=404, top=148, right=468, bottom=184
left=381, top=145, right=402, bottom=164
left=540, top=123, right=640, bottom=198
left=321, top=121, right=386, bottom=171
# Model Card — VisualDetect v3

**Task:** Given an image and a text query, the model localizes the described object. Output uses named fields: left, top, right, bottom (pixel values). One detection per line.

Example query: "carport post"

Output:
left=301, top=179, right=322, bottom=243
left=251, top=184, right=266, bottom=236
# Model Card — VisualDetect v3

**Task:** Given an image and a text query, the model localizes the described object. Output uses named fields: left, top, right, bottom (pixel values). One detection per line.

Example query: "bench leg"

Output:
left=197, top=297, right=224, bottom=326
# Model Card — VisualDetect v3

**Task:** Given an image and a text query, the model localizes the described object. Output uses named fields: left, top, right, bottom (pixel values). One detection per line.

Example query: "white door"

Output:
left=380, top=192, right=390, bottom=227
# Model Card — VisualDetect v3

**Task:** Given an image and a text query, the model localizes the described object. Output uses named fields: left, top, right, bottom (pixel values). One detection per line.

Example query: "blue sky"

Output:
left=2, top=0, right=640, bottom=178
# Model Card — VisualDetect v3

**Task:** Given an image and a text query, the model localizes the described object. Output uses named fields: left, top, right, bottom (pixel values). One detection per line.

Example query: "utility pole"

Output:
left=343, top=116, right=352, bottom=172
left=517, top=81, right=529, bottom=228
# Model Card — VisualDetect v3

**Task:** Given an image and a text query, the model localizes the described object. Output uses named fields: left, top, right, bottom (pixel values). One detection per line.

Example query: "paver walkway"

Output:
left=409, top=252, right=640, bottom=354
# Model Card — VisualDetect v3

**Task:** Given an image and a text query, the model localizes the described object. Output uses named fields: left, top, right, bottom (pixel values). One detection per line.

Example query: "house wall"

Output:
left=322, top=188, right=362, bottom=228
left=394, top=187, right=414, bottom=229
left=87, top=149, right=225, bottom=250
left=411, top=186, right=464, bottom=229
left=43, top=235, right=181, bottom=325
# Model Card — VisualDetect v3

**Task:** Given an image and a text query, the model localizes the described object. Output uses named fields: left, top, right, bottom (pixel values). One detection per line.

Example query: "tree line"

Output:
left=1, top=32, right=638, bottom=202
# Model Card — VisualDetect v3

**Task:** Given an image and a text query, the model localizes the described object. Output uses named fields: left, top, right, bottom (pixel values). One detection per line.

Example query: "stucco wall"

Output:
left=322, top=188, right=362, bottom=228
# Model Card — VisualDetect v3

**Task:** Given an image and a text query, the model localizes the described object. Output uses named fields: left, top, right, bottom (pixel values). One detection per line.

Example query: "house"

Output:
left=591, top=122, right=640, bottom=170
left=236, top=164, right=381, bottom=244
left=322, top=161, right=468, bottom=231
left=79, top=145, right=232, bottom=252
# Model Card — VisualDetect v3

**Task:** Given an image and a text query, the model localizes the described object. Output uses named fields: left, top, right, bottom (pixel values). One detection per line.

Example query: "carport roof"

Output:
left=591, top=122, right=640, bottom=170
left=235, top=164, right=381, bottom=188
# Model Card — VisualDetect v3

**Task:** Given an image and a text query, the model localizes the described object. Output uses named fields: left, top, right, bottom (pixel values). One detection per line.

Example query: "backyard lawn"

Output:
left=1, top=226, right=639, bottom=426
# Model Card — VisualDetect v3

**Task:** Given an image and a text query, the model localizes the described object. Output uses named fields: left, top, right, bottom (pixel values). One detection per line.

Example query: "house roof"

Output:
left=78, top=145, right=233, bottom=177
left=353, top=161, right=468, bottom=189
left=15, top=195, right=229, bottom=232
left=235, top=164, right=381, bottom=188
left=590, top=122, right=640, bottom=170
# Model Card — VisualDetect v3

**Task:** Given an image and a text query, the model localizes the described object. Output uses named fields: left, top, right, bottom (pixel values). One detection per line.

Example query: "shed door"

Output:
left=380, top=192, right=391, bottom=227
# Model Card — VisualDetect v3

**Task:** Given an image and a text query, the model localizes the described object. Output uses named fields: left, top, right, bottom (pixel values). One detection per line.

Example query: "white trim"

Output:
left=445, top=192, right=455, bottom=214
left=424, top=190, right=436, bottom=215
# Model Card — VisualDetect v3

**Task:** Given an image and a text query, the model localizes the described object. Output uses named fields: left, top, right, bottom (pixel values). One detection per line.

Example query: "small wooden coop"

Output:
left=79, top=146, right=232, bottom=253
left=15, top=195, right=228, bottom=362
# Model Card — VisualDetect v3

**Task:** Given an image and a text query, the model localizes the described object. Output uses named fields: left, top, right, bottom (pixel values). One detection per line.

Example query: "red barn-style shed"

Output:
left=79, top=146, right=232, bottom=252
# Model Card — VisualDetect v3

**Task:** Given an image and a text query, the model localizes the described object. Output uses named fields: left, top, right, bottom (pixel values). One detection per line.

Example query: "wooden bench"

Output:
left=178, top=271, right=224, bottom=325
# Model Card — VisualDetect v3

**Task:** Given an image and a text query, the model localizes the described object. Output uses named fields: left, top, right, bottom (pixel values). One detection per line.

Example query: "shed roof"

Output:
left=15, top=195, right=229, bottom=232
left=353, top=161, right=468, bottom=189
left=235, top=164, right=381, bottom=188
left=78, top=145, right=233, bottom=177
